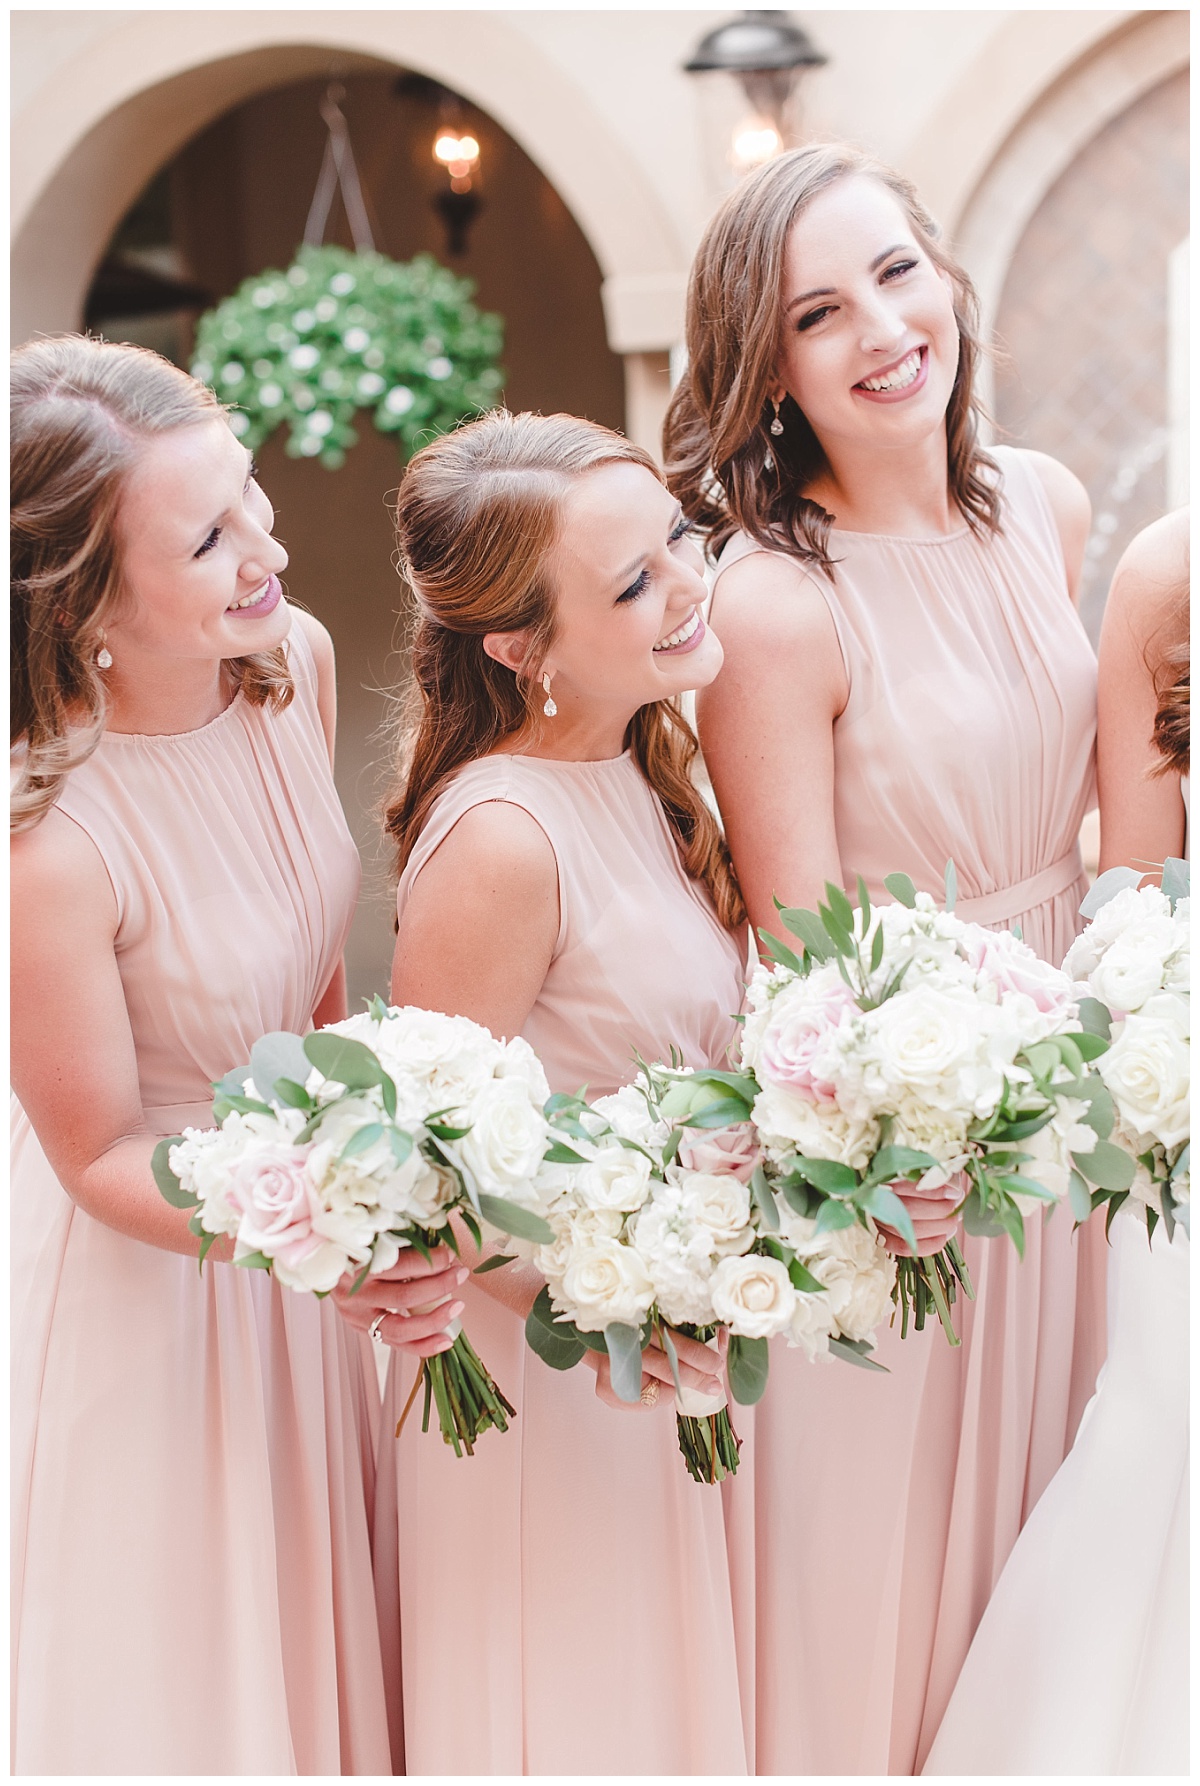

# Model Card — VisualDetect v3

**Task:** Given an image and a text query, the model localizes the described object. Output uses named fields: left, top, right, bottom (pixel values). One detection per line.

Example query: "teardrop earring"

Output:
left=541, top=672, right=557, bottom=719
left=769, top=397, right=785, bottom=438
left=95, top=630, right=113, bottom=670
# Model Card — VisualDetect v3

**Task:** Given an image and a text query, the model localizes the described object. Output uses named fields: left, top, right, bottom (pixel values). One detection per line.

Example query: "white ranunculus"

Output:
left=709, top=1253, right=796, bottom=1338
left=1089, top=940, right=1170, bottom=1016
left=496, top=1034, right=551, bottom=1107
left=753, top=1083, right=878, bottom=1170
left=1099, top=994, right=1190, bottom=1149
left=559, top=1239, right=654, bottom=1331
left=678, top=1171, right=753, bottom=1255
left=787, top=1290, right=836, bottom=1360
left=574, top=1144, right=655, bottom=1213
left=455, top=1078, right=550, bottom=1199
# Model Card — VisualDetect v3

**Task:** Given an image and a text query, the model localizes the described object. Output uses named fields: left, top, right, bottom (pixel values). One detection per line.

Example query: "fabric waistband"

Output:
left=143, top=1100, right=217, bottom=1136
left=952, top=848, right=1086, bottom=928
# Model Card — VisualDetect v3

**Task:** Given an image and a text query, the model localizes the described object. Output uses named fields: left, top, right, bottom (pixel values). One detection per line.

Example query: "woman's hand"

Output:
left=876, top=1192, right=962, bottom=1258
left=584, top=1326, right=726, bottom=1412
left=332, top=1246, right=468, bottom=1358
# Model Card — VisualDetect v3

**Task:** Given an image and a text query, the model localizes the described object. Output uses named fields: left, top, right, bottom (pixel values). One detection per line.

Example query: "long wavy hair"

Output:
left=384, top=409, right=745, bottom=930
left=663, top=142, right=1000, bottom=573
left=11, top=335, right=292, bottom=832
left=1149, top=584, right=1189, bottom=778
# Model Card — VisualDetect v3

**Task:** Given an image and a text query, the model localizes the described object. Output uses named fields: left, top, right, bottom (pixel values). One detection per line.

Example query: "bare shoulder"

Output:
left=1103, top=507, right=1189, bottom=653
left=711, top=547, right=846, bottom=704
left=11, top=804, right=118, bottom=934
left=289, top=605, right=336, bottom=677
left=408, top=797, right=558, bottom=905
left=1018, top=449, right=1091, bottom=530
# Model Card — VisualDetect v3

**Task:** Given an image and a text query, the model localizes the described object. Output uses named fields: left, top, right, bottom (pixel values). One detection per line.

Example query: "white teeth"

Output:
left=227, top=584, right=269, bottom=611
left=859, top=349, right=922, bottom=393
left=654, top=609, right=700, bottom=652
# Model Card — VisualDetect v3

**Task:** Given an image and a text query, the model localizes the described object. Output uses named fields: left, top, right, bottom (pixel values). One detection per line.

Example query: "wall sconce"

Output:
left=394, top=71, right=485, bottom=258
left=684, top=10, right=828, bottom=175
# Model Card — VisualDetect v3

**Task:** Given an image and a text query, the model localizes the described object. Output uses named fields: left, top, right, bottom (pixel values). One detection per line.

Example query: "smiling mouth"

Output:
left=653, top=608, right=703, bottom=653
left=855, top=346, right=925, bottom=394
left=226, top=575, right=281, bottom=615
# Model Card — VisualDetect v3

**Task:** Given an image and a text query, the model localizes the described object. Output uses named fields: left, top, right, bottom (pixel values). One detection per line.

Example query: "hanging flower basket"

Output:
left=190, top=243, right=504, bottom=470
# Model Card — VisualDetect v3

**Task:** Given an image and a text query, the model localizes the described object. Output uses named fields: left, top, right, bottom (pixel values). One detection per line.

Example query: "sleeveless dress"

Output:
left=374, top=750, right=752, bottom=1775
left=925, top=779, right=1190, bottom=1776
left=711, top=445, right=1108, bottom=1775
left=10, top=624, right=394, bottom=1775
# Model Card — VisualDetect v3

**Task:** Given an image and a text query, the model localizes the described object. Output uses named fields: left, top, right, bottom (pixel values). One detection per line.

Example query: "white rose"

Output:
left=403, top=1159, right=460, bottom=1228
left=369, top=1006, right=500, bottom=1109
left=679, top=1171, right=753, bottom=1255
left=1089, top=941, right=1169, bottom=1016
left=1099, top=995, right=1190, bottom=1149
left=589, top=1083, right=670, bottom=1150
left=793, top=1220, right=896, bottom=1343
left=532, top=1203, right=623, bottom=1289
left=574, top=1144, right=655, bottom=1213
left=788, top=1290, right=836, bottom=1360
left=559, top=1239, right=654, bottom=1331
left=752, top=1083, right=878, bottom=1170
left=496, top=1034, right=551, bottom=1107
left=455, top=1078, right=550, bottom=1200
left=710, top=1253, right=796, bottom=1339
left=864, top=985, right=1004, bottom=1114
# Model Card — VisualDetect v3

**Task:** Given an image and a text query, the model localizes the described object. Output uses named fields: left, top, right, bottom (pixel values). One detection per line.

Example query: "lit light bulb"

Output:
left=731, top=116, right=783, bottom=173
left=434, top=132, right=480, bottom=170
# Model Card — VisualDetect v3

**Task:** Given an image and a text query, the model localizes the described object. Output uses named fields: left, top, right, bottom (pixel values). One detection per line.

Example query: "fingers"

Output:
left=365, top=1245, right=456, bottom=1284
left=590, top=1353, right=654, bottom=1414
left=364, top=1265, right=469, bottom=1314
left=641, top=1342, right=722, bottom=1400
left=372, top=1300, right=466, bottom=1353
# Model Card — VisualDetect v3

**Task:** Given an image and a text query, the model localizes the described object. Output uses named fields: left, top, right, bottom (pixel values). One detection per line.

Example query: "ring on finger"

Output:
left=640, top=1379, right=660, bottom=1407
left=368, top=1311, right=388, bottom=1342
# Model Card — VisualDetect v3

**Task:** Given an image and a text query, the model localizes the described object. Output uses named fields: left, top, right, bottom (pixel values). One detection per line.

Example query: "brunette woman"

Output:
left=663, top=144, right=1107, bottom=1773
left=926, top=508, right=1189, bottom=1774
left=373, top=410, right=752, bottom=1773
left=10, top=336, right=463, bottom=1773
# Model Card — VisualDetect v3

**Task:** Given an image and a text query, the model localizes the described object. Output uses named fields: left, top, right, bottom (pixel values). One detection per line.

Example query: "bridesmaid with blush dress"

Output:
left=371, top=410, right=753, bottom=1774
left=664, top=144, right=1107, bottom=1774
left=10, top=337, right=463, bottom=1774
left=925, top=508, right=1189, bottom=1776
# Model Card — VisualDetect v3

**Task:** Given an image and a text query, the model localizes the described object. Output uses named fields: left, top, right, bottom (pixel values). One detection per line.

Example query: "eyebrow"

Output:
left=611, top=502, right=684, bottom=587
left=785, top=243, right=913, bottom=312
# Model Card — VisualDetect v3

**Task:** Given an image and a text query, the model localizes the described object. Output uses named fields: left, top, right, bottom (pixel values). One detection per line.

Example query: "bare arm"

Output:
left=1025, top=450, right=1092, bottom=604
left=11, top=811, right=229, bottom=1257
left=1096, top=509, right=1188, bottom=875
left=698, top=551, right=848, bottom=942
left=294, top=607, right=350, bottom=1025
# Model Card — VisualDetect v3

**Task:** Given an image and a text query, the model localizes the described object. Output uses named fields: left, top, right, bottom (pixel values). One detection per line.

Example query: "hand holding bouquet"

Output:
left=1063, top=862, right=1190, bottom=1240
left=153, top=998, right=557, bottom=1455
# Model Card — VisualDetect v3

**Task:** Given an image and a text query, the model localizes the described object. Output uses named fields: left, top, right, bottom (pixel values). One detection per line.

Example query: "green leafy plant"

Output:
left=191, top=243, right=504, bottom=469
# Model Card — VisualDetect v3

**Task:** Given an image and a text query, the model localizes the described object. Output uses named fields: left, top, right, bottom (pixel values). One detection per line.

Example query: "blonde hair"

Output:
left=10, top=335, right=292, bottom=831
left=384, top=409, right=746, bottom=930
left=664, top=143, right=1000, bottom=571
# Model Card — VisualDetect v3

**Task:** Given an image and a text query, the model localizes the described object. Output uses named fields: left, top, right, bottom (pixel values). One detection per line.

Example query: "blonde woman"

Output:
left=10, top=336, right=461, bottom=1773
left=664, top=144, right=1107, bottom=1773
left=373, top=410, right=752, bottom=1773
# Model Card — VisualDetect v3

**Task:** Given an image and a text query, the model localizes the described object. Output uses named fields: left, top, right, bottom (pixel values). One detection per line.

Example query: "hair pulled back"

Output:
left=385, top=409, right=745, bottom=930
left=11, top=335, right=292, bottom=832
left=663, top=142, right=1000, bottom=573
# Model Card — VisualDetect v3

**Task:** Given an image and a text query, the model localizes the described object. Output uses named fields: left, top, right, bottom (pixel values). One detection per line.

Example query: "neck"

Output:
left=102, top=653, right=234, bottom=736
left=506, top=699, right=635, bottom=763
left=804, top=427, right=958, bottom=537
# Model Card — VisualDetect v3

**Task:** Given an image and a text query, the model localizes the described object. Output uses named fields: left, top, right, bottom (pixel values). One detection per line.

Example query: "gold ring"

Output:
left=368, top=1311, right=388, bottom=1342
left=640, top=1380, right=660, bottom=1407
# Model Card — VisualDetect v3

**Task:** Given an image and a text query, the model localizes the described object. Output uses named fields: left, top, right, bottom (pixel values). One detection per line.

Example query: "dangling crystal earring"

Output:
left=96, top=630, right=113, bottom=670
left=769, top=397, right=785, bottom=438
left=541, top=672, right=557, bottom=718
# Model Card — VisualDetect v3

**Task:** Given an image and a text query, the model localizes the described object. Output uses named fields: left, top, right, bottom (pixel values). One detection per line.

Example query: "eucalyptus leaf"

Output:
left=779, top=906, right=835, bottom=960
left=827, top=1336, right=888, bottom=1373
left=819, top=900, right=855, bottom=955
left=794, top=1156, right=858, bottom=1196
left=813, top=1197, right=857, bottom=1236
left=473, top=1253, right=516, bottom=1274
left=543, top=1141, right=588, bottom=1165
left=1067, top=1169, right=1093, bottom=1223
left=1069, top=1031, right=1110, bottom=1064
left=197, top=1229, right=218, bottom=1270
left=749, top=1164, right=780, bottom=1232
left=1104, top=1190, right=1130, bottom=1238
left=688, top=1096, right=755, bottom=1130
left=476, top=1194, right=555, bottom=1244
left=250, top=1031, right=312, bottom=1106
left=866, top=1144, right=938, bottom=1186
left=658, top=1324, right=685, bottom=1403
left=1161, top=855, right=1190, bottom=908
left=992, top=1109, right=1055, bottom=1142
left=525, top=1286, right=586, bottom=1371
left=961, top=1191, right=1008, bottom=1240
left=1073, top=1140, right=1136, bottom=1193
left=787, top=1255, right=826, bottom=1295
left=856, top=873, right=872, bottom=931
left=1077, top=997, right=1113, bottom=1040
left=1075, top=1080, right=1115, bottom=1139
left=728, top=1333, right=769, bottom=1405
left=870, top=923, right=885, bottom=972
left=1170, top=1141, right=1189, bottom=1181
left=757, top=928, right=803, bottom=973
left=944, top=859, right=958, bottom=911
left=603, top=1322, right=646, bottom=1404
left=213, top=1092, right=274, bottom=1119
left=862, top=1184, right=916, bottom=1252
left=235, top=1250, right=272, bottom=1271
left=782, top=1179, right=815, bottom=1218
left=151, top=1137, right=198, bottom=1208
left=273, top=1077, right=315, bottom=1110
left=389, top=1128, right=414, bottom=1165
left=340, top=1121, right=385, bottom=1162
left=1158, top=1180, right=1177, bottom=1242
left=883, top=872, right=917, bottom=908
left=997, top=1172, right=1055, bottom=1203
left=367, top=992, right=392, bottom=1022
left=212, top=1066, right=252, bottom=1100
left=1079, top=865, right=1143, bottom=918
left=303, top=1031, right=385, bottom=1092
left=824, top=881, right=856, bottom=938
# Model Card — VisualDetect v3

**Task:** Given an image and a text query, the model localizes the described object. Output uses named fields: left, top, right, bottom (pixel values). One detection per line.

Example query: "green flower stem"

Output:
left=893, top=1240, right=976, bottom=1348
left=403, top=1328, right=516, bottom=1458
left=676, top=1409, right=742, bottom=1483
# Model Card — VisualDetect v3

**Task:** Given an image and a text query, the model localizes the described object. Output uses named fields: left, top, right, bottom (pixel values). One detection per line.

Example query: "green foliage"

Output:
left=604, top=1322, right=646, bottom=1403
left=728, top=1333, right=770, bottom=1404
left=152, top=1136, right=197, bottom=1208
left=191, top=244, right=504, bottom=469
left=525, top=1286, right=586, bottom=1371
left=475, top=1193, right=555, bottom=1244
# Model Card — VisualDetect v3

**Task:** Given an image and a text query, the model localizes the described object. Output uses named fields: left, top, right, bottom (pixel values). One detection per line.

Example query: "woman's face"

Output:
left=539, top=461, right=723, bottom=718
left=109, top=417, right=291, bottom=666
left=774, top=173, right=960, bottom=457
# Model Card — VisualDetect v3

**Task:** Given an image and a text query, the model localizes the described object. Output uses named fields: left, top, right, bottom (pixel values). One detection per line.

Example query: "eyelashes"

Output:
left=194, top=463, right=263, bottom=559
left=616, top=516, right=692, bottom=604
left=794, top=259, right=920, bottom=332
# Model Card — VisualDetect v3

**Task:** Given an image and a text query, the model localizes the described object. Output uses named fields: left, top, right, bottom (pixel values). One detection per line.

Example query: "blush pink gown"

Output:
left=10, top=624, right=394, bottom=1774
left=375, top=750, right=752, bottom=1775
left=712, top=445, right=1108, bottom=1775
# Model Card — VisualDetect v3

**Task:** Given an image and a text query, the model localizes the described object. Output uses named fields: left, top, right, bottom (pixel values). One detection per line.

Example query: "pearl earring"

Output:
left=96, top=630, right=113, bottom=670
left=769, top=398, right=784, bottom=438
left=541, top=672, right=557, bottom=718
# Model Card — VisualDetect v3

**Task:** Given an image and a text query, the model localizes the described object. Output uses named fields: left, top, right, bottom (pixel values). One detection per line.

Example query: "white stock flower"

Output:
left=710, top=1253, right=796, bottom=1338
left=559, top=1238, right=654, bottom=1331
left=1099, top=993, right=1190, bottom=1149
left=455, top=1078, right=550, bottom=1200
left=633, top=1189, right=718, bottom=1326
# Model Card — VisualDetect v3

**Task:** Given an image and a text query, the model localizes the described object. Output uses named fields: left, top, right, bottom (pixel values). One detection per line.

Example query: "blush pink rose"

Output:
left=963, top=928, right=1073, bottom=1020
left=677, top=1122, right=761, bottom=1182
left=759, top=980, right=856, bottom=1103
left=229, top=1151, right=323, bottom=1273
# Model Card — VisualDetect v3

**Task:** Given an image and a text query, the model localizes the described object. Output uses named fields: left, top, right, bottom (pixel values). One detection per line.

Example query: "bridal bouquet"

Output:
left=152, top=998, right=557, bottom=1455
left=1062, top=863, right=1190, bottom=1239
left=517, top=1068, right=805, bottom=1484
left=692, top=870, right=1125, bottom=1351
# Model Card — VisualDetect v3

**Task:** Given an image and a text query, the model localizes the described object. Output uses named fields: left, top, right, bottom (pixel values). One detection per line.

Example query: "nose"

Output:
left=857, top=289, right=906, bottom=356
left=240, top=518, right=289, bottom=587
